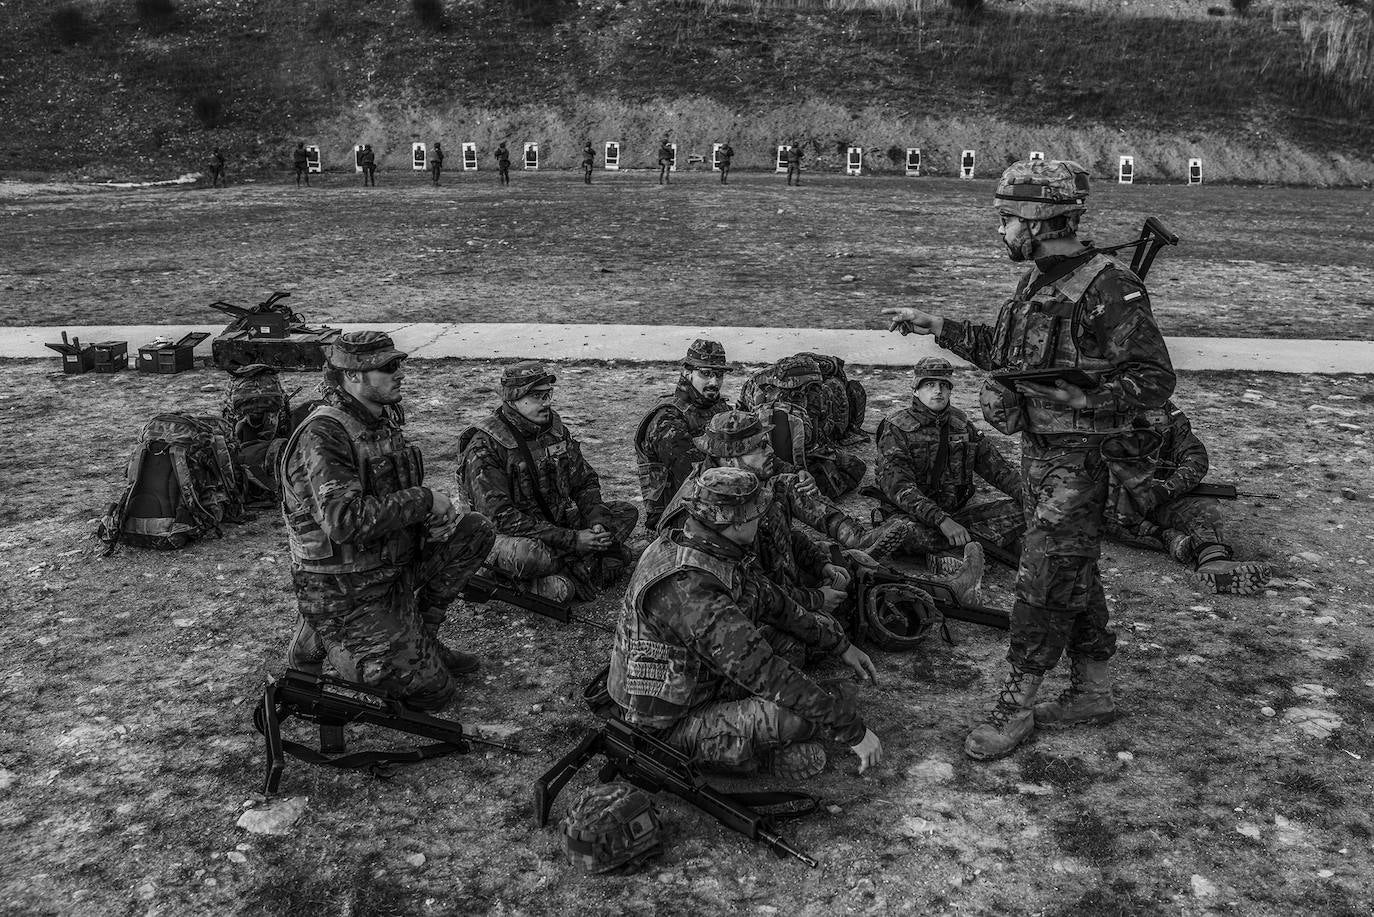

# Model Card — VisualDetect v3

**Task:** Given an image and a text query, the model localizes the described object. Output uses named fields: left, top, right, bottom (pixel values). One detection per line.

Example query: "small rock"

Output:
left=136, top=883, right=156, bottom=901
left=1261, top=706, right=1276, bottom=717
left=826, top=805, right=843, bottom=815
left=405, top=853, right=426, bottom=868
left=1292, top=552, right=1324, bottom=565
left=1116, top=751, right=1135, bottom=762
left=905, top=757, right=955, bottom=784
left=236, top=796, right=308, bottom=836
left=1293, top=596, right=1315, bottom=609
left=1236, top=823, right=1261, bottom=840
left=0, top=768, right=17, bottom=790
left=1318, top=869, right=1334, bottom=878
left=1312, top=616, right=1337, bottom=626
left=1283, top=707, right=1343, bottom=740
left=226, top=852, right=247, bottom=864
left=840, top=274, right=857, bottom=283
left=1016, top=782, right=1054, bottom=796
left=1340, top=488, right=1360, bottom=501
left=1191, top=874, right=1219, bottom=898
left=34, top=636, right=57, bottom=646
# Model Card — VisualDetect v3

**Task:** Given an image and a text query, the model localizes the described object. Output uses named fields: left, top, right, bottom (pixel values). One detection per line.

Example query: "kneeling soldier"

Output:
left=874, top=357, right=1024, bottom=568
left=282, top=332, right=495, bottom=711
left=460, top=361, right=640, bottom=603
left=608, top=467, right=882, bottom=778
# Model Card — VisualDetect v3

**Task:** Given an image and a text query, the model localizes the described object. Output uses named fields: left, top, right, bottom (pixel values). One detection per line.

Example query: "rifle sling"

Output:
left=497, top=412, right=559, bottom=525
left=722, top=789, right=820, bottom=823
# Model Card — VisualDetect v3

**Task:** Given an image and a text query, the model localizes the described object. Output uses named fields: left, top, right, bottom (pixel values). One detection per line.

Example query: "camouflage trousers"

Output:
left=484, top=501, right=640, bottom=602
left=808, top=449, right=867, bottom=500
left=290, top=513, right=495, bottom=711
left=886, top=497, right=1025, bottom=556
left=1105, top=494, right=1228, bottom=562
left=1009, top=437, right=1116, bottom=676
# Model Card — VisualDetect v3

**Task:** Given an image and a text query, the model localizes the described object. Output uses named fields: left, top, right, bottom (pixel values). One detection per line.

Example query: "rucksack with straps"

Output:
left=98, top=412, right=249, bottom=553
left=222, top=364, right=295, bottom=503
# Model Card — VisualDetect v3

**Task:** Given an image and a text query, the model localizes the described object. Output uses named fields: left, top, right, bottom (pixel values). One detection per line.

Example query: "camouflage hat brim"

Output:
left=683, top=355, right=735, bottom=371
left=328, top=344, right=407, bottom=371
left=686, top=488, right=771, bottom=527
left=692, top=419, right=773, bottom=458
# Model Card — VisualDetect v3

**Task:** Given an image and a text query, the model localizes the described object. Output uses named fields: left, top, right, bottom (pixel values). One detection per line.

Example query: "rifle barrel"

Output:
left=759, top=829, right=819, bottom=868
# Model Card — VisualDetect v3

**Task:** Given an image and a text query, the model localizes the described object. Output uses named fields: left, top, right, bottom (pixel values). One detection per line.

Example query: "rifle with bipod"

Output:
left=859, top=484, right=1021, bottom=570
left=1093, top=216, right=1179, bottom=281
left=462, top=568, right=612, bottom=633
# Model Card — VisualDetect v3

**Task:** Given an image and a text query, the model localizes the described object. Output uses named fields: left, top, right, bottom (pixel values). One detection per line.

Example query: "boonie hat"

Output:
left=684, top=466, right=770, bottom=527
left=500, top=360, right=557, bottom=402
left=692, top=410, right=773, bottom=458
left=328, top=331, right=407, bottom=372
left=682, top=339, right=732, bottom=372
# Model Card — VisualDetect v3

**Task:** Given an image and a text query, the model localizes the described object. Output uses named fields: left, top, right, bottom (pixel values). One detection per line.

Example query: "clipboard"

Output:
left=990, top=368, right=1100, bottom=391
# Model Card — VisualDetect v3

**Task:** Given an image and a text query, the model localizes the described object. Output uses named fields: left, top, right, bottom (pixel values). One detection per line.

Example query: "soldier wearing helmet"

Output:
left=281, top=331, right=496, bottom=711
left=607, top=467, right=883, bottom=779
left=753, top=354, right=867, bottom=499
left=633, top=339, right=732, bottom=531
left=883, top=159, right=1176, bottom=762
left=874, top=356, right=1024, bottom=568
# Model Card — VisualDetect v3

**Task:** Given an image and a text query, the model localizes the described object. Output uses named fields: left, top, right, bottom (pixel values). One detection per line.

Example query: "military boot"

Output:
left=946, top=542, right=985, bottom=606
left=286, top=616, right=326, bottom=675
left=1033, top=656, right=1116, bottom=727
left=964, top=668, right=1043, bottom=761
left=859, top=518, right=919, bottom=562
left=435, top=643, right=481, bottom=676
left=1163, top=528, right=1194, bottom=563
left=761, top=741, right=827, bottom=780
left=1192, top=542, right=1270, bottom=595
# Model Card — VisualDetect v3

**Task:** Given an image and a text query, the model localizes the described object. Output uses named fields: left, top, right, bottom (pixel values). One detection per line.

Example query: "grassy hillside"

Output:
left=1, top=0, right=1372, bottom=183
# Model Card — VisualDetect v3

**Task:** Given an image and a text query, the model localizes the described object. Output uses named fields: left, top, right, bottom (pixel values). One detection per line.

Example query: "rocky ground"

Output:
left=3, top=174, right=1372, bottom=339
left=0, top=358, right=1371, bottom=916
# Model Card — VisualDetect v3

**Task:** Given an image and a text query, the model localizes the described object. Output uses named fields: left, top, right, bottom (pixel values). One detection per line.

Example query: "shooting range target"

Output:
left=305, top=145, right=321, bottom=173
left=523, top=143, right=539, bottom=170
left=353, top=145, right=364, bottom=173
left=667, top=142, right=678, bottom=171
left=776, top=146, right=789, bottom=173
left=1188, top=158, right=1202, bottom=185
left=1119, top=155, right=1135, bottom=184
left=960, top=150, right=975, bottom=179
left=906, top=148, right=921, bottom=176
left=846, top=147, right=862, bottom=175
left=411, top=143, right=427, bottom=171
left=604, top=142, right=620, bottom=170
left=1029, top=150, right=1046, bottom=162
left=712, top=143, right=723, bottom=171
left=462, top=142, right=477, bottom=171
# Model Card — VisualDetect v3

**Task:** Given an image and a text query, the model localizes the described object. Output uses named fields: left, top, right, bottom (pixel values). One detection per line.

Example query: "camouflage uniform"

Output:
left=785, top=142, right=802, bottom=185
left=460, top=361, right=639, bottom=602
left=755, top=355, right=867, bottom=499
left=282, top=332, right=495, bottom=711
left=292, top=143, right=308, bottom=186
left=633, top=339, right=732, bottom=531
left=608, top=468, right=866, bottom=771
left=875, top=358, right=1024, bottom=556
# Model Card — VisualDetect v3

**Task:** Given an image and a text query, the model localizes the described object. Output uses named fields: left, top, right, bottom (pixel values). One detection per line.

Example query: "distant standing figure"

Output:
left=786, top=141, right=802, bottom=186
left=430, top=142, right=444, bottom=185
left=495, top=142, right=511, bottom=185
left=581, top=141, right=595, bottom=184
left=718, top=141, right=734, bottom=184
left=208, top=148, right=226, bottom=187
left=657, top=137, right=673, bottom=185
left=293, top=142, right=309, bottom=186
left=360, top=144, right=377, bottom=187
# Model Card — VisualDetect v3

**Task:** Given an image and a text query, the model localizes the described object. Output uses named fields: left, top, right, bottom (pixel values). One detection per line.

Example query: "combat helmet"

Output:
left=994, top=159, right=1090, bottom=222
left=559, top=783, right=662, bottom=873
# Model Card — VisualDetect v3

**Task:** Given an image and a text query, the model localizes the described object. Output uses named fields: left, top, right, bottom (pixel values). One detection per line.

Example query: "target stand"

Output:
left=523, top=143, right=539, bottom=170
left=462, top=143, right=477, bottom=171
left=305, top=145, right=321, bottom=174
left=960, top=150, right=975, bottom=179
left=1119, top=156, right=1134, bottom=185
left=411, top=143, right=427, bottom=171
left=905, top=148, right=921, bottom=177
left=846, top=147, right=862, bottom=175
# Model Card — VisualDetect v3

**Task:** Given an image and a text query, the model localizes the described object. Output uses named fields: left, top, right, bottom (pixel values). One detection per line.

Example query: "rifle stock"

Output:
left=462, top=569, right=612, bottom=633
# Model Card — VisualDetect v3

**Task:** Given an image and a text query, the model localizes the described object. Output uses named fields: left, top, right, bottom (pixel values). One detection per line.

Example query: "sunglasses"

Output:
left=373, top=357, right=405, bottom=375
left=695, top=369, right=727, bottom=381
left=527, top=389, right=554, bottom=403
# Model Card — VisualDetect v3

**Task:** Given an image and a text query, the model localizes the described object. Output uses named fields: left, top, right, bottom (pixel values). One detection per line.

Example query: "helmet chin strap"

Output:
left=1003, top=213, right=1081, bottom=262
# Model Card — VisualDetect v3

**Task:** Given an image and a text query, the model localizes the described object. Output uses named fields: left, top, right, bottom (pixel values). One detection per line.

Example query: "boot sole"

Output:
left=1193, top=563, right=1270, bottom=596
left=1034, top=712, right=1116, bottom=728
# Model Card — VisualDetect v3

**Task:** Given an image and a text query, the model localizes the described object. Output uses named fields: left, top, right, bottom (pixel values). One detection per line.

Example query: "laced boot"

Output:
left=946, top=542, right=985, bottom=606
left=1163, top=529, right=1194, bottom=564
left=964, top=668, right=1043, bottom=761
left=928, top=553, right=963, bottom=576
left=760, top=741, right=827, bottom=780
left=1192, top=542, right=1270, bottom=595
left=1033, top=656, right=1116, bottom=727
left=286, top=616, right=327, bottom=676
left=433, top=643, right=480, bottom=676
left=859, top=518, right=919, bottom=561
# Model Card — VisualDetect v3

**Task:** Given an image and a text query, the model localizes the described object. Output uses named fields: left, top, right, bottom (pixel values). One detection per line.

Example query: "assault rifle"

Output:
left=1094, top=216, right=1179, bottom=282
left=1151, top=465, right=1278, bottom=501
left=534, top=718, right=819, bottom=867
left=462, top=568, right=612, bottom=633
left=254, top=668, right=519, bottom=795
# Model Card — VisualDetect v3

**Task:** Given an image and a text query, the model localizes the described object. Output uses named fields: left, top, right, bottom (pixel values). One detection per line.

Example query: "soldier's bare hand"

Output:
left=1015, top=380, right=1090, bottom=410
left=850, top=728, right=883, bottom=774
left=841, top=644, right=879, bottom=685
left=819, top=585, right=847, bottom=614
left=881, top=308, right=943, bottom=337
left=795, top=470, right=820, bottom=499
left=576, top=528, right=614, bottom=552
left=429, top=490, right=456, bottom=523
left=822, top=563, right=851, bottom=591
left=938, top=518, right=972, bottom=546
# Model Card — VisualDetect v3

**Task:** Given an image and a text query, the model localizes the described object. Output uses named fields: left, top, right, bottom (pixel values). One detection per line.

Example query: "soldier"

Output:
left=785, top=140, right=802, bottom=186
left=607, top=466, right=883, bottom=778
left=657, top=136, right=673, bottom=185
left=495, top=142, right=511, bottom=185
left=883, top=159, right=1176, bottom=760
left=281, top=331, right=496, bottom=711
left=581, top=140, right=596, bottom=184
left=430, top=142, right=444, bottom=186
left=208, top=148, right=226, bottom=187
left=459, top=361, right=640, bottom=602
left=292, top=142, right=309, bottom=186
left=754, top=355, right=866, bottom=499
left=360, top=144, right=377, bottom=187
left=633, top=339, right=732, bottom=532
left=1105, top=402, right=1270, bottom=594
left=874, top=356, right=1024, bottom=568
left=718, top=141, right=734, bottom=184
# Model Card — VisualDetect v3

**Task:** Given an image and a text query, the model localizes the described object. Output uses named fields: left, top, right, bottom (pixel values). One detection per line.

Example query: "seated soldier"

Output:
left=874, top=357, right=1024, bottom=571
left=1105, top=401, right=1270, bottom=595
left=633, top=339, right=732, bottom=531
left=459, top=361, right=640, bottom=603
left=752, top=354, right=867, bottom=499
left=608, top=466, right=883, bottom=778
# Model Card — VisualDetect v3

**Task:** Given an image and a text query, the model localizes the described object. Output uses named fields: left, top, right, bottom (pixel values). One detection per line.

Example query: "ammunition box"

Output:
left=92, top=341, right=129, bottom=373
left=138, top=332, right=211, bottom=374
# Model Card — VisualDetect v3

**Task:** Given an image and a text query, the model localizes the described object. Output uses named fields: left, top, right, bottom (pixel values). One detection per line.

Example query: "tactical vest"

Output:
left=633, top=390, right=725, bottom=524
left=281, top=405, right=424, bottom=574
left=759, top=403, right=808, bottom=467
left=876, top=406, right=979, bottom=512
left=983, top=254, right=1142, bottom=436
left=458, top=409, right=580, bottom=526
left=607, top=534, right=743, bottom=728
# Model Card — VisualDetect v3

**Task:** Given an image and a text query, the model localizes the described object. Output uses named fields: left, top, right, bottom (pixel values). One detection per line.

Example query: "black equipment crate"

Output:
left=138, top=332, right=210, bottom=374
left=92, top=341, right=129, bottom=373
left=45, top=332, right=96, bottom=374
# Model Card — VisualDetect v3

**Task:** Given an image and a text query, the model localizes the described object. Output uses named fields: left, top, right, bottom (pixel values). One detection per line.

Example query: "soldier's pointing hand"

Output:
left=881, top=307, right=943, bottom=337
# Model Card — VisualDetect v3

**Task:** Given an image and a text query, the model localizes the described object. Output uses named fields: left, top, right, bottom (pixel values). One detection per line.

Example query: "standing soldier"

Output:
left=633, top=339, right=732, bottom=532
left=718, top=141, right=734, bottom=184
left=495, top=142, right=512, bottom=185
left=430, top=142, right=444, bottom=186
left=607, top=466, right=883, bottom=778
left=657, top=136, right=673, bottom=185
left=884, top=159, right=1176, bottom=760
left=281, top=331, right=496, bottom=711
left=785, top=140, right=802, bottom=186
left=581, top=140, right=596, bottom=184
left=1104, top=402, right=1270, bottom=594
left=360, top=144, right=377, bottom=187
left=208, top=148, right=227, bottom=187
left=873, top=356, right=1024, bottom=568
left=459, top=361, right=641, bottom=603
left=292, top=142, right=309, bottom=186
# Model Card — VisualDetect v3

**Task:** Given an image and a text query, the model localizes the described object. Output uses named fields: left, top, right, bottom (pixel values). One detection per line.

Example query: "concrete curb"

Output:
left=6, top=323, right=1372, bottom=373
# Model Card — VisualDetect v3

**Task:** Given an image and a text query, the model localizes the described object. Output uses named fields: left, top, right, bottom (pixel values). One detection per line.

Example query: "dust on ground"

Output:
left=1, top=359, right=1372, bottom=916
left=3, top=174, right=1371, bottom=339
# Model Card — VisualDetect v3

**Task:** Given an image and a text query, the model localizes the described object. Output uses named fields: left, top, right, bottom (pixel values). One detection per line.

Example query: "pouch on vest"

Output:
left=979, top=379, right=1025, bottom=435
left=1101, top=427, right=1163, bottom=519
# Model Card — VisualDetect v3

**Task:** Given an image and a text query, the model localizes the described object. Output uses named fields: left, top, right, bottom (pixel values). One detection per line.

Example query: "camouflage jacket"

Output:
left=459, top=405, right=610, bottom=553
left=633, top=382, right=728, bottom=530
left=1107, top=402, right=1209, bottom=526
left=280, top=390, right=432, bottom=574
left=937, top=252, right=1175, bottom=436
left=875, top=401, right=1022, bottom=526
left=607, top=526, right=862, bottom=743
